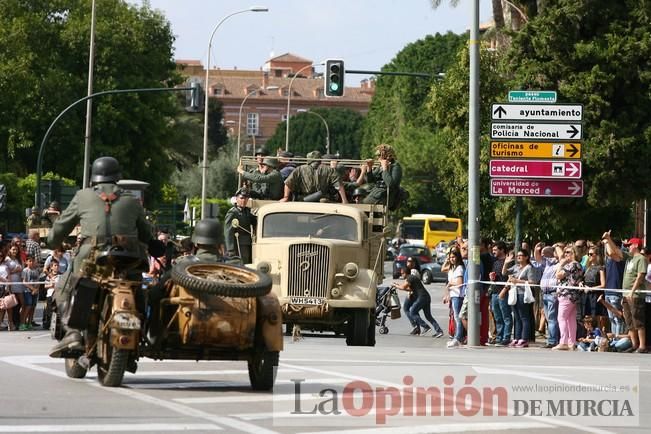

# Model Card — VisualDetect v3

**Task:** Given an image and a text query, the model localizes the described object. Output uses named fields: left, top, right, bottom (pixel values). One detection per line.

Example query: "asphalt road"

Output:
left=0, top=264, right=649, bottom=434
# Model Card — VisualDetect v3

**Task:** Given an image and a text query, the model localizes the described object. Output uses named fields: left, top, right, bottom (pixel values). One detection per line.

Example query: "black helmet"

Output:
left=192, top=219, right=223, bottom=245
left=353, top=188, right=368, bottom=198
left=90, top=156, right=121, bottom=184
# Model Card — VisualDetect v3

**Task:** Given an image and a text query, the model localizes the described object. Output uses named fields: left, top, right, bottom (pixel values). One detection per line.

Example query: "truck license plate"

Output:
left=290, top=297, right=324, bottom=306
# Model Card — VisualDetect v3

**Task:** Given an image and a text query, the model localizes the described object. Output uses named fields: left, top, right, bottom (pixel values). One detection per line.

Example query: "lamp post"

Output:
left=237, top=85, right=278, bottom=161
left=284, top=63, right=321, bottom=152
left=201, top=6, right=268, bottom=218
left=297, top=109, right=330, bottom=154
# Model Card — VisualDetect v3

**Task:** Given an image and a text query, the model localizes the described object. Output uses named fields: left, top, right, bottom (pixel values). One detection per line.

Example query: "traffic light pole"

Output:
left=345, top=69, right=434, bottom=79
left=35, top=86, right=194, bottom=211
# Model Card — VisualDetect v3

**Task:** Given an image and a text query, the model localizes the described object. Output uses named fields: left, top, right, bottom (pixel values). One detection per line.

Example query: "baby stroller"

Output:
left=375, top=285, right=401, bottom=334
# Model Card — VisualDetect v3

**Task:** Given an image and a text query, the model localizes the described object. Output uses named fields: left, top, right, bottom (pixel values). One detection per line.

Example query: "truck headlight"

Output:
left=257, top=261, right=271, bottom=274
left=343, top=262, right=358, bottom=280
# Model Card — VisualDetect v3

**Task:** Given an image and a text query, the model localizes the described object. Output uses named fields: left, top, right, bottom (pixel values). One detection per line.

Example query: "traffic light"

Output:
left=0, top=184, right=6, bottom=211
left=325, top=59, right=345, bottom=97
left=186, top=81, right=203, bottom=112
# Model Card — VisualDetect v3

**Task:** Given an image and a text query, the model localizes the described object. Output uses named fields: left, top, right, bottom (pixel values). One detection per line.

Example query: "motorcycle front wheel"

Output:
left=96, top=296, right=128, bottom=387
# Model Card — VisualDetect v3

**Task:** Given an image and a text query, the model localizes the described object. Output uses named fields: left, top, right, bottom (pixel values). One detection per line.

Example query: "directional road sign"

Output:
left=490, top=179, right=583, bottom=197
left=508, top=90, right=557, bottom=103
left=489, top=160, right=582, bottom=179
left=490, top=141, right=581, bottom=159
left=491, top=122, right=582, bottom=141
left=491, top=103, right=583, bottom=122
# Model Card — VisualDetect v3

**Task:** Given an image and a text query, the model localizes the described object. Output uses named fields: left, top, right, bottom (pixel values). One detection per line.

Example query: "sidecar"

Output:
left=141, top=261, right=282, bottom=390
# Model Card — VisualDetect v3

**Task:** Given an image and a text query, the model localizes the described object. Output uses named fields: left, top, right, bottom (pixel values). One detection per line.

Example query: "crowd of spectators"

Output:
left=428, top=231, right=651, bottom=353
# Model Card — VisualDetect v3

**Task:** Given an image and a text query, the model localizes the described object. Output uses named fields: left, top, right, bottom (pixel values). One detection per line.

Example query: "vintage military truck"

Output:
left=247, top=200, right=387, bottom=346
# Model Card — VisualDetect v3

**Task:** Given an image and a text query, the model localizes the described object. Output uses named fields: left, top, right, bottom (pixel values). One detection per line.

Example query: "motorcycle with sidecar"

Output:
left=51, top=246, right=282, bottom=390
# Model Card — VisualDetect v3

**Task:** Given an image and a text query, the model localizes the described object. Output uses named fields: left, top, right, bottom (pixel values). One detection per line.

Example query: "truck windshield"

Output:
left=262, top=212, right=358, bottom=241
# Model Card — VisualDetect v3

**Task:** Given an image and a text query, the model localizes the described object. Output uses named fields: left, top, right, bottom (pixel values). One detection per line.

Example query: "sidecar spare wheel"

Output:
left=171, top=262, right=272, bottom=298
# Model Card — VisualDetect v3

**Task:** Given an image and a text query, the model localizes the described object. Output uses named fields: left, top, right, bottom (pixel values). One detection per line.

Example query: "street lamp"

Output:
left=285, top=62, right=322, bottom=151
left=201, top=6, right=268, bottom=218
left=237, top=85, right=278, bottom=161
left=297, top=109, right=330, bottom=154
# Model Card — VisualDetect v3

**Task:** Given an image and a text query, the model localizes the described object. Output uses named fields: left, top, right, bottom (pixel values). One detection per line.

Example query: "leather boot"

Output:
left=49, top=329, right=84, bottom=358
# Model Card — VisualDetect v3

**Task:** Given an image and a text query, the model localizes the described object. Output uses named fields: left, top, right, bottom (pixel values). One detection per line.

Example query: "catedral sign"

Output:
left=489, top=160, right=581, bottom=179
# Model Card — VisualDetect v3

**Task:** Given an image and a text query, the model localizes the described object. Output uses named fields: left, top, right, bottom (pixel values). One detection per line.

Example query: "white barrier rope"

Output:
left=449, top=279, right=651, bottom=294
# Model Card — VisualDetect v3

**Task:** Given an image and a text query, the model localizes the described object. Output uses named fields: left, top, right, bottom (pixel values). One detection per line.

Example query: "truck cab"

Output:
left=249, top=200, right=386, bottom=346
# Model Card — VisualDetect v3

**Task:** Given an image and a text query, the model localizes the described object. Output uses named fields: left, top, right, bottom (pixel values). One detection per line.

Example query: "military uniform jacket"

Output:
left=47, top=183, right=153, bottom=274
left=241, top=169, right=283, bottom=200
left=285, top=164, right=341, bottom=199
left=366, top=161, right=402, bottom=204
left=224, top=206, right=256, bottom=254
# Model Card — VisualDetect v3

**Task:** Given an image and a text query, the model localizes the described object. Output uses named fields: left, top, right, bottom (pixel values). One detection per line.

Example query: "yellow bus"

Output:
left=400, top=214, right=463, bottom=250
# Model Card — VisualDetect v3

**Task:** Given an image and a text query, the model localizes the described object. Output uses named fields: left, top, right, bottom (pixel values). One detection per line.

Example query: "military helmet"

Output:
left=254, top=147, right=269, bottom=157
left=90, top=156, right=121, bottom=184
left=307, top=150, right=322, bottom=160
left=353, top=188, right=368, bottom=198
left=48, top=201, right=60, bottom=210
left=261, top=157, right=277, bottom=169
left=192, top=219, right=223, bottom=245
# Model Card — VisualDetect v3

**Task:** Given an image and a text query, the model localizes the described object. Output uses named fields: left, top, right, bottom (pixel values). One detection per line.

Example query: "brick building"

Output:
left=177, top=53, right=375, bottom=153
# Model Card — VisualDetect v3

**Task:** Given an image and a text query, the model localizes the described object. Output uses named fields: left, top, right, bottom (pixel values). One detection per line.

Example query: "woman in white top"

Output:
left=0, top=248, right=14, bottom=331
left=443, top=249, right=465, bottom=346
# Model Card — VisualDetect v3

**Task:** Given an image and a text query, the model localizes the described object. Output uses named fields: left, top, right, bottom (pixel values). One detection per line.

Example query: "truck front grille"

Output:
left=288, top=243, right=330, bottom=298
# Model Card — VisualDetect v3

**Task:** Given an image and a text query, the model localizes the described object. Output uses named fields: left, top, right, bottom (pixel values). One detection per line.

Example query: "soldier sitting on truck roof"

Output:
left=237, top=157, right=283, bottom=200
left=280, top=150, right=348, bottom=203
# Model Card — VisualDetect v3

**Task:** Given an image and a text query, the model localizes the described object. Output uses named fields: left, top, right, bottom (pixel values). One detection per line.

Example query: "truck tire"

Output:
left=172, top=262, right=272, bottom=298
left=346, top=309, right=374, bottom=346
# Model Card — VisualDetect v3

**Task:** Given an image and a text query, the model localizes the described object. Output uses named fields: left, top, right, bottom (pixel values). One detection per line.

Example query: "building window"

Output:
left=247, top=113, right=259, bottom=136
left=213, top=87, right=223, bottom=96
left=282, top=88, right=289, bottom=97
left=316, top=88, right=325, bottom=98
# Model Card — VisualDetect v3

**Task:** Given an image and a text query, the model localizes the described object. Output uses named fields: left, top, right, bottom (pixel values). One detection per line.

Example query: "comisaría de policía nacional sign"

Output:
left=491, top=122, right=582, bottom=141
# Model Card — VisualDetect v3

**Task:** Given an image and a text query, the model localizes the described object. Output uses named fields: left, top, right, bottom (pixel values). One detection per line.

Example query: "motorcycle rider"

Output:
left=48, top=156, right=155, bottom=358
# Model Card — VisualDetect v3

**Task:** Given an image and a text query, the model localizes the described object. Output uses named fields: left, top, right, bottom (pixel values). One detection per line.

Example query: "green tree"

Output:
left=0, top=0, right=180, bottom=205
left=265, top=108, right=364, bottom=158
left=499, top=0, right=650, bottom=239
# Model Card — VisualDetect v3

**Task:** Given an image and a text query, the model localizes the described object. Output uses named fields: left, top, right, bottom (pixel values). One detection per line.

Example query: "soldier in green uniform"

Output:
left=237, top=157, right=283, bottom=200
left=281, top=150, right=348, bottom=203
left=224, top=188, right=257, bottom=264
left=357, top=144, right=402, bottom=206
left=179, top=219, right=224, bottom=264
left=48, top=156, right=154, bottom=357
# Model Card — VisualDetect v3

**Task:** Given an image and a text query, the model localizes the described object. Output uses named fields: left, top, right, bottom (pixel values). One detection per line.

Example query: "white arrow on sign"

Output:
left=566, top=163, right=580, bottom=177
left=491, top=122, right=582, bottom=140
left=569, top=181, right=582, bottom=195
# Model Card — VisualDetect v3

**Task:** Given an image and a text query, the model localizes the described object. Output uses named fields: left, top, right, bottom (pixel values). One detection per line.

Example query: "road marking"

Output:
left=0, top=357, right=282, bottom=434
left=297, top=421, right=554, bottom=434
left=175, top=393, right=319, bottom=404
left=0, top=423, right=220, bottom=432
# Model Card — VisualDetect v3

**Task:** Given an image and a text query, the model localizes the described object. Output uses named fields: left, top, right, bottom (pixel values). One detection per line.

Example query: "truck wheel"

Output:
left=346, top=309, right=372, bottom=346
left=172, top=262, right=272, bottom=298
left=422, top=270, right=433, bottom=285
left=248, top=350, right=279, bottom=391
left=64, top=358, right=88, bottom=379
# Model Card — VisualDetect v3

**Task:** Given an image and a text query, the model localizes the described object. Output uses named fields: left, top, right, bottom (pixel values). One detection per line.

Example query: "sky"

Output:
left=130, top=0, right=493, bottom=78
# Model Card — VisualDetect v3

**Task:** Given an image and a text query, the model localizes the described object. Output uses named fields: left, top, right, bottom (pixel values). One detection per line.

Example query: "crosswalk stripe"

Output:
left=0, top=423, right=221, bottom=432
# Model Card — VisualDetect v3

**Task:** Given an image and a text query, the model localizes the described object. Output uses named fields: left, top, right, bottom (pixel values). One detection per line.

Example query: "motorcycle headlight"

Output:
left=343, top=262, right=359, bottom=280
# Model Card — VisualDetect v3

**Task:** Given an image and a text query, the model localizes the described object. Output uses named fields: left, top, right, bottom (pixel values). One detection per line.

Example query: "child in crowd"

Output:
left=20, top=255, right=40, bottom=330
left=577, top=315, right=603, bottom=351
left=41, top=259, right=60, bottom=330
